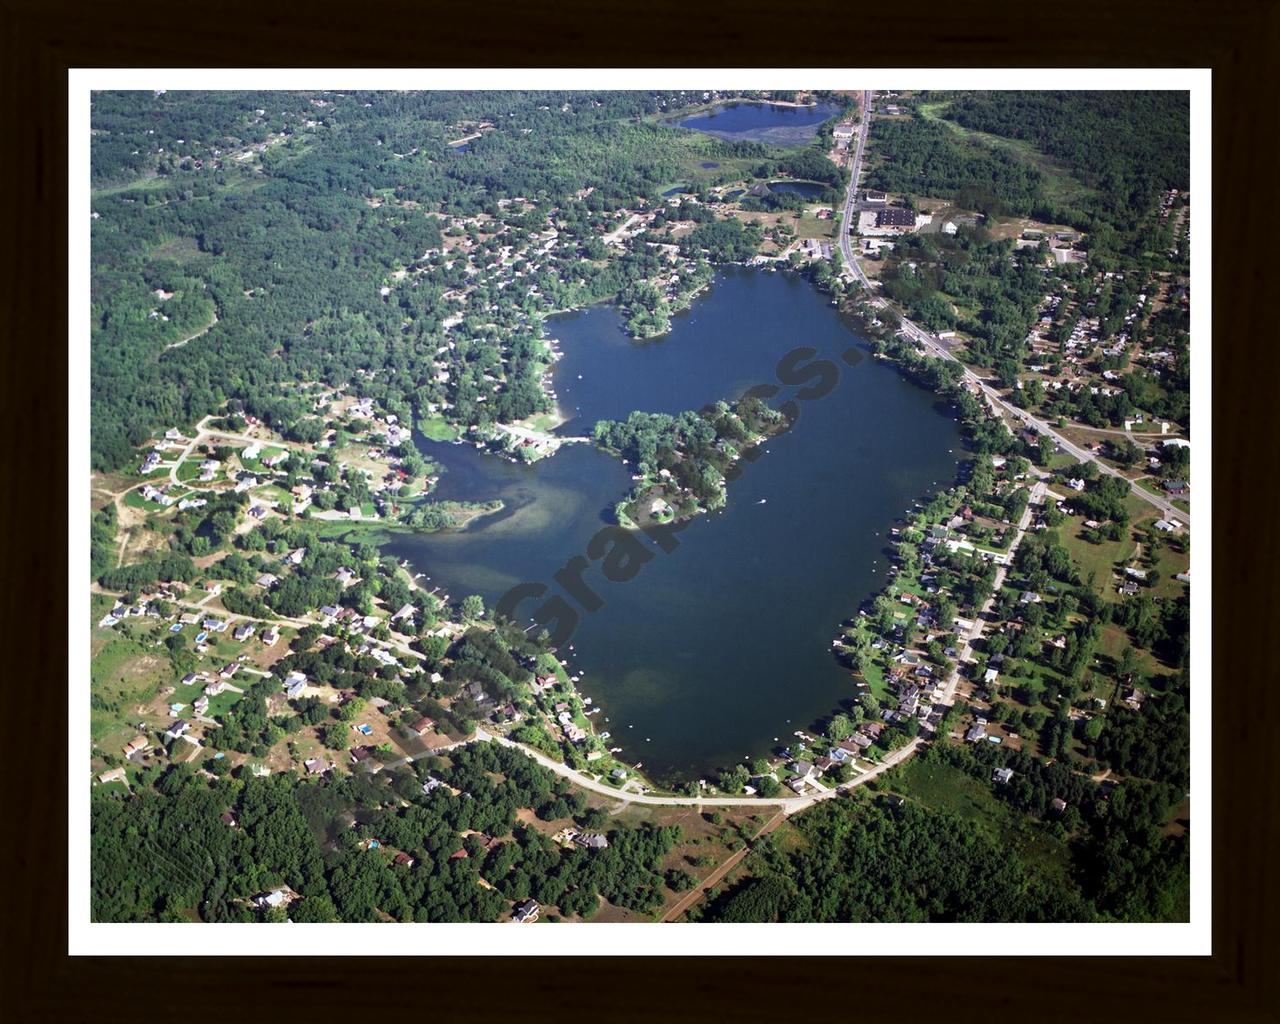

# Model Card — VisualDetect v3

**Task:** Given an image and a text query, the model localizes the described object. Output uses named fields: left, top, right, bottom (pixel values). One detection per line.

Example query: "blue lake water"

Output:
left=388, top=268, right=964, bottom=782
left=675, top=101, right=843, bottom=145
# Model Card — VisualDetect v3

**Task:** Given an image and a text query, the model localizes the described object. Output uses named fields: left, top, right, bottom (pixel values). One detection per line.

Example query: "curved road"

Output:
left=385, top=727, right=919, bottom=814
left=837, top=91, right=1189, bottom=530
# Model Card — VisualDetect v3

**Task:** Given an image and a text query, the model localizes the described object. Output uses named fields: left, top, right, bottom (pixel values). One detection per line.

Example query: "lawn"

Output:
left=859, top=659, right=890, bottom=702
left=123, top=490, right=165, bottom=512
left=794, top=216, right=837, bottom=240
left=176, top=460, right=205, bottom=482
left=417, top=413, right=460, bottom=442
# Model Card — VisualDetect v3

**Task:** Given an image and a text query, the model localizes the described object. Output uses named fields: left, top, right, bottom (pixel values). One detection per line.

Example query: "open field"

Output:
left=878, top=755, right=1073, bottom=880
left=917, top=101, right=1097, bottom=208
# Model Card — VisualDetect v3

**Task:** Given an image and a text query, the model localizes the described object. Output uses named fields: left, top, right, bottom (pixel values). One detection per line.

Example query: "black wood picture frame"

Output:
left=3, top=0, right=1273, bottom=1019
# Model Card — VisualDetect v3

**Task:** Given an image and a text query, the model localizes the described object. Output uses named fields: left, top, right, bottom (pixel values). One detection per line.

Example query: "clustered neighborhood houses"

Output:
left=98, top=408, right=644, bottom=789
left=848, top=164, right=1191, bottom=482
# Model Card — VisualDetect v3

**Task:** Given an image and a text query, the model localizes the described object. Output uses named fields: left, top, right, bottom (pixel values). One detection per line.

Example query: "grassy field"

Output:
left=882, top=754, right=1073, bottom=881
left=1053, top=518, right=1137, bottom=599
left=148, top=235, right=204, bottom=264
left=90, top=633, right=174, bottom=742
left=91, top=174, right=173, bottom=199
left=794, top=215, right=837, bottom=240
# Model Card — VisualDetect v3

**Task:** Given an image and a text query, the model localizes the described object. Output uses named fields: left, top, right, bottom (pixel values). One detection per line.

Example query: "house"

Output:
left=1162, top=479, right=1190, bottom=497
left=513, top=899, right=540, bottom=923
left=220, top=810, right=237, bottom=827
left=287, top=547, right=307, bottom=565
left=123, top=735, right=150, bottom=758
left=350, top=746, right=373, bottom=764
left=256, top=573, right=279, bottom=589
left=254, top=888, right=289, bottom=909
left=1124, top=688, right=1147, bottom=710
left=964, top=723, right=988, bottom=743
left=1068, top=478, right=1086, bottom=491
left=262, top=626, right=280, bottom=646
left=233, top=623, right=255, bottom=642
left=335, top=567, right=357, bottom=586
left=164, top=720, right=190, bottom=742
left=1020, top=591, right=1040, bottom=605
left=983, top=667, right=1000, bottom=685
left=833, top=122, right=856, bottom=140
left=792, top=760, right=815, bottom=779
left=193, top=696, right=210, bottom=716
left=993, top=767, right=1014, bottom=785
left=574, top=833, right=609, bottom=851
left=98, top=767, right=128, bottom=786
left=393, top=852, right=415, bottom=868
left=1050, top=797, right=1068, bottom=816
left=304, top=758, right=330, bottom=776
left=1154, top=519, right=1177, bottom=532
left=863, top=189, right=887, bottom=204
left=409, top=716, right=435, bottom=737
left=392, top=603, right=416, bottom=622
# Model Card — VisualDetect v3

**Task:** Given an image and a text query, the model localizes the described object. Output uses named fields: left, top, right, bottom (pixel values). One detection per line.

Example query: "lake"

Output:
left=387, top=268, right=964, bottom=783
left=675, top=101, right=843, bottom=146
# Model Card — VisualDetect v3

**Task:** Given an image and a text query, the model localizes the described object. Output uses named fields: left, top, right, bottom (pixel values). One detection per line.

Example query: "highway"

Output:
left=836, top=92, right=1189, bottom=530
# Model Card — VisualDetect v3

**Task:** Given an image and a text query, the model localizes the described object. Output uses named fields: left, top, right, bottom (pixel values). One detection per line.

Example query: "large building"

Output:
left=863, top=189, right=887, bottom=204
left=876, top=207, right=917, bottom=230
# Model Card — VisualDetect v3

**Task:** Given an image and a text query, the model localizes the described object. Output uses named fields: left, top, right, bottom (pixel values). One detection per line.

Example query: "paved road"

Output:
left=382, top=727, right=920, bottom=812
left=939, top=480, right=1045, bottom=707
left=835, top=93, right=1189, bottom=530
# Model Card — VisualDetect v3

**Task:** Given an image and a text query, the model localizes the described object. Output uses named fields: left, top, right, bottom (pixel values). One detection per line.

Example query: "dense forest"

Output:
left=699, top=738, right=1187, bottom=924
left=93, top=740, right=680, bottom=923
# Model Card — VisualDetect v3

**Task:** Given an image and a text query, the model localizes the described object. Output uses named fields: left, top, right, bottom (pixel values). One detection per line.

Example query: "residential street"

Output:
left=939, top=480, right=1045, bottom=706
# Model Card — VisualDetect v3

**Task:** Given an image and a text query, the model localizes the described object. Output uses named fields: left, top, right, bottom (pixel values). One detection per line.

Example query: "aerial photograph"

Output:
left=86, top=85, right=1193, bottom=926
